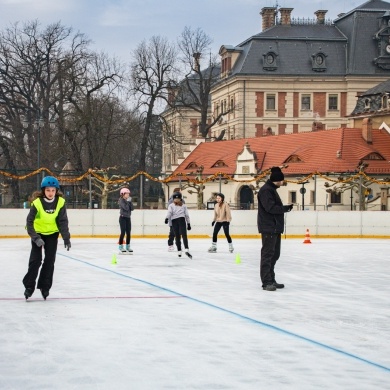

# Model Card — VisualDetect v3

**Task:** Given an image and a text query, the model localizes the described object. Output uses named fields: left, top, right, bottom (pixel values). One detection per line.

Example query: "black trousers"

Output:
left=119, top=216, right=131, bottom=245
left=23, top=232, right=59, bottom=291
left=212, top=222, right=232, bottom=243
left=171, top=217, right=188, bottom=251
left=260, top=233, right=281, bottom=287
left=168, top=226, right=175, bottom=246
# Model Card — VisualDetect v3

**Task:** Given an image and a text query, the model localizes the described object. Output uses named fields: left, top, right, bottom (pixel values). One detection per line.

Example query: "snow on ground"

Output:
left=0, top=237, right=389, bottom=389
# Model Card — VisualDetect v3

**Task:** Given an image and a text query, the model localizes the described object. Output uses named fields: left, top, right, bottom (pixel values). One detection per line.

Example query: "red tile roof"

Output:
left=173, top=128, right=390, bottom=177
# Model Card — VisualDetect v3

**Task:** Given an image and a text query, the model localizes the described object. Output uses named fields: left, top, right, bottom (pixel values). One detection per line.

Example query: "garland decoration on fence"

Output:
left=0, top=168, right=390, bottom=186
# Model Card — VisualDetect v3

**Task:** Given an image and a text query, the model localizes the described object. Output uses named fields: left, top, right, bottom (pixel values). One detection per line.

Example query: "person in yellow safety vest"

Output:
left=23, top=176, right=71, bottom=300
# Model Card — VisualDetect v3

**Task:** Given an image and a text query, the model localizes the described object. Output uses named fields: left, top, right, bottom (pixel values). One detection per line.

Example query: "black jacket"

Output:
left=257, top=180, right=289, bottom=234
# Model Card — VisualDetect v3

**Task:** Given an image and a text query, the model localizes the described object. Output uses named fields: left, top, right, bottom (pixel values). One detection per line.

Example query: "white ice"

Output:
left=0, top=237, right=389, bottom=390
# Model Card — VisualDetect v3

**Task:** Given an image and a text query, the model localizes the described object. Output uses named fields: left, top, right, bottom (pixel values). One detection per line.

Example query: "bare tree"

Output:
left=173, top=27, right=229, bottom=138
left=130, top=35, right=177, bottom=206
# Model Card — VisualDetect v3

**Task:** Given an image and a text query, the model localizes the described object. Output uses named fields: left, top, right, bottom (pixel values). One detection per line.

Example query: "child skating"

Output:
left=118, top=187, right=134, bottom=254
left=23, top=176, right=71, bottom=300
left=208, top=192, right=234, bottom=253
left=165, top=192, right=192, bottom=259
left=166, top=187, right=184, bottom=251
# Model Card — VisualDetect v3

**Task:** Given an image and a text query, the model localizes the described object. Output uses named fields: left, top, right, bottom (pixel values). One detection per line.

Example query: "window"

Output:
left=289, top=191, right=297, bottom=204
left=328, top=94, right=338, bottom=110
left=330, top=191, right=341, bottom=204
left=310, top=190, right=315, bottom=204
left=301, top=94, right=311, bottom=110
left=266, top=94, right=276, bottom=110
left=382, top=95, right=388, bottom=109
left=242, top=166, right=250, bottom=174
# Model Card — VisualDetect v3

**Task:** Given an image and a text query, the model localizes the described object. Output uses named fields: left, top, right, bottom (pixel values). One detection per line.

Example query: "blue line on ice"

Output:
left=60, top=253, right=390, bottom=373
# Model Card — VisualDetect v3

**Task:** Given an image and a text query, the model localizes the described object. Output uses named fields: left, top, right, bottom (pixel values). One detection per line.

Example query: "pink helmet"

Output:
left=120, top=187, right=130, bottom=195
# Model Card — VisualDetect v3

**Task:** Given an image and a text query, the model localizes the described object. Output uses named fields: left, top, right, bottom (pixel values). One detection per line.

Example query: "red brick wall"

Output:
left=278, top=124, right=286, bottom=135
left=313, top=92, right=326, bottom=118
left=256, top=92, right=264, bottom=117
left=340, top=92, right=347, bottom=117
left=293, top=124, right=298, bottom=133
left=293, top=92, right=299, bottom=117
left=255, top=124, right=264, bottom=137
left=278, top=92, right=286, bottom=117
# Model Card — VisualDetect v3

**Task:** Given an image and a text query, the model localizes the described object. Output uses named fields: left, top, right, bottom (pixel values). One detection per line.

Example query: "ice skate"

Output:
left=168, top=245, right=174, bottom=252
left=208, top=243, right=217, bottom=253
left=126, top=245, right=133, bottom=253
left=118, top=244, right=128, bottom=254
left=178, top=250, right=182, bottom=257
left=24, top=288, right=33, bottom=300
left=40, top=289, right=49, bottom=300
left=229, top=243, right=234, bottom=253
left=185, top=249, right=192, bottom=259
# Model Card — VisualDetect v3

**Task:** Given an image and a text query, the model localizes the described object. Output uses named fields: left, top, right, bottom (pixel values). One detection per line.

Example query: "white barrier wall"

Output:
left=1, top=209, right=390, bottom=238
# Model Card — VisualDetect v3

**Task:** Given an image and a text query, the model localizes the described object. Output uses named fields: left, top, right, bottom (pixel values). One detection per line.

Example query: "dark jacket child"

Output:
left=208, top=193, right=234, bottom=253
left=165, top=192, right=192, bottom=258
left=257, top=167, right=293, bottom=292
left=118, top=187, right=134, bottom=253
left=23, top=176, right=71, bottom=300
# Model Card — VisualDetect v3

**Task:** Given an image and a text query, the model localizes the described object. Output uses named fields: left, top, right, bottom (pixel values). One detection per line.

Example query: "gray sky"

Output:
left=0, top=0, right=365, bottom=62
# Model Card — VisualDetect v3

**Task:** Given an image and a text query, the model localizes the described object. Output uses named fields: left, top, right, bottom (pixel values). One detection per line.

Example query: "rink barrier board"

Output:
left=1, top=209, right=390, bottom=238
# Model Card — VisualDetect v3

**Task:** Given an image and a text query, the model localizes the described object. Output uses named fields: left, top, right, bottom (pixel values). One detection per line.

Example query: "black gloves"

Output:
left=284, top=204, right=293, bottom=212
left=187, top=224, right=191, bottom=231
left=211, top=221, right=215, bottom=226
left=34, top=238, right=44, bottom=247
left=64, top=238, right=71, bottom=251
left=165, top=218, right=169, bottom=224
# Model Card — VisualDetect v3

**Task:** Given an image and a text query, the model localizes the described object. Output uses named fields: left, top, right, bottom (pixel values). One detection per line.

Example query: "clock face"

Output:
left=386, top=44, right=390, bottom=54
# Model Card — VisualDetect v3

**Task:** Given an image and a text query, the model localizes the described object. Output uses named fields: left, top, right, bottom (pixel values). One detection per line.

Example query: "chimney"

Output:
left=261, top=7, right=277, bottom=31
left=315, top=10, right=328, bottom=24
left=362, top=118, right=373, bottom=144
left=279, top=8, right=293, bottom=26
left=193, top=52, right=201, bottom=72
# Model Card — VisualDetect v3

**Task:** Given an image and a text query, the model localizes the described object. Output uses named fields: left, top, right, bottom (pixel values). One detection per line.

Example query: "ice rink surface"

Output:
left=0, top=237, right=389, bottom=390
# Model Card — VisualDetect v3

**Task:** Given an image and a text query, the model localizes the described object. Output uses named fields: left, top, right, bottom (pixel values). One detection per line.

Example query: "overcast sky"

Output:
left=0, top=0, right=366, bottom=62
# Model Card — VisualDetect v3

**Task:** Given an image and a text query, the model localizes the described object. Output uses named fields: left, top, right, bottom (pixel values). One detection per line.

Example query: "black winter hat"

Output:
left=270, top=167, right=284, bottom=182
left=172, top=192, right=182, bottom=200
left=216, top=193, right=225, bottom=201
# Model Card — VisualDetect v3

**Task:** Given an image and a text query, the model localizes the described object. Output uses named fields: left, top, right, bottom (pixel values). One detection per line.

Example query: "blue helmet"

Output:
left=41, top=176, right=59, bottom=189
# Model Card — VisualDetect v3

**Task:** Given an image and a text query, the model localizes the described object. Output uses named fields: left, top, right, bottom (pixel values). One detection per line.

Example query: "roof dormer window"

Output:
left=284, top=154, right=303, bottom=163
left=311, top=52, right=327, bottom=72
left=185, top=162, right=199, bottom=169
left=212, top=160, right=228, bottom=168
left=363, top=152, right=385, bottom=161
left=262, top=51, right=278, bottom=71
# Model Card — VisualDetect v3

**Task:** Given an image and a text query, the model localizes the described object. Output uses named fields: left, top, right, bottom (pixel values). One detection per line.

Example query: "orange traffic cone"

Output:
left=303, top=228, right=312, bottom=244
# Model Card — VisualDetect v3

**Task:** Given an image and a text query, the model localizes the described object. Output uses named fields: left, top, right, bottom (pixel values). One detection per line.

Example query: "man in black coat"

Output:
left=257, top=167, right=293, bottom=291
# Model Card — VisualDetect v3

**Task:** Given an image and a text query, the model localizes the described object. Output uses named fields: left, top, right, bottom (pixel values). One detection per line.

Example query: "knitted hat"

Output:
left=270, top=167, right=284, bottom=182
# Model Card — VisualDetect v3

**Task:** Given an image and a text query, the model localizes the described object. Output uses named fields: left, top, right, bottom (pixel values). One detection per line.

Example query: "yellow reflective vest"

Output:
left=32, top=197, right=65, bottom=235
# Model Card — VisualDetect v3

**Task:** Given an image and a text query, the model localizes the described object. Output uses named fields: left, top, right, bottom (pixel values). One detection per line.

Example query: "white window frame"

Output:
left=300, top=94, right=312, bottom=111
left=328, top=93, right=339, bottom=111
left=266, top=93, right=276, bottom=110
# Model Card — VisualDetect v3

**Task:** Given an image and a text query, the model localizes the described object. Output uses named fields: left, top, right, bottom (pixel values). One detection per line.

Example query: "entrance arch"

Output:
left=239, top=185, right=254, bottom=209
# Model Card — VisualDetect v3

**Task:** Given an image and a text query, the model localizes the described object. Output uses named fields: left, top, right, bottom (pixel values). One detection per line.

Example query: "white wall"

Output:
left=1, top=209, right=390, bottom=238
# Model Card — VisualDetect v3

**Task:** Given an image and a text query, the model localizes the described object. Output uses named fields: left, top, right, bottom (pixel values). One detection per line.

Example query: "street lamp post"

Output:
left=300, top=181, right=309, bottom=210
